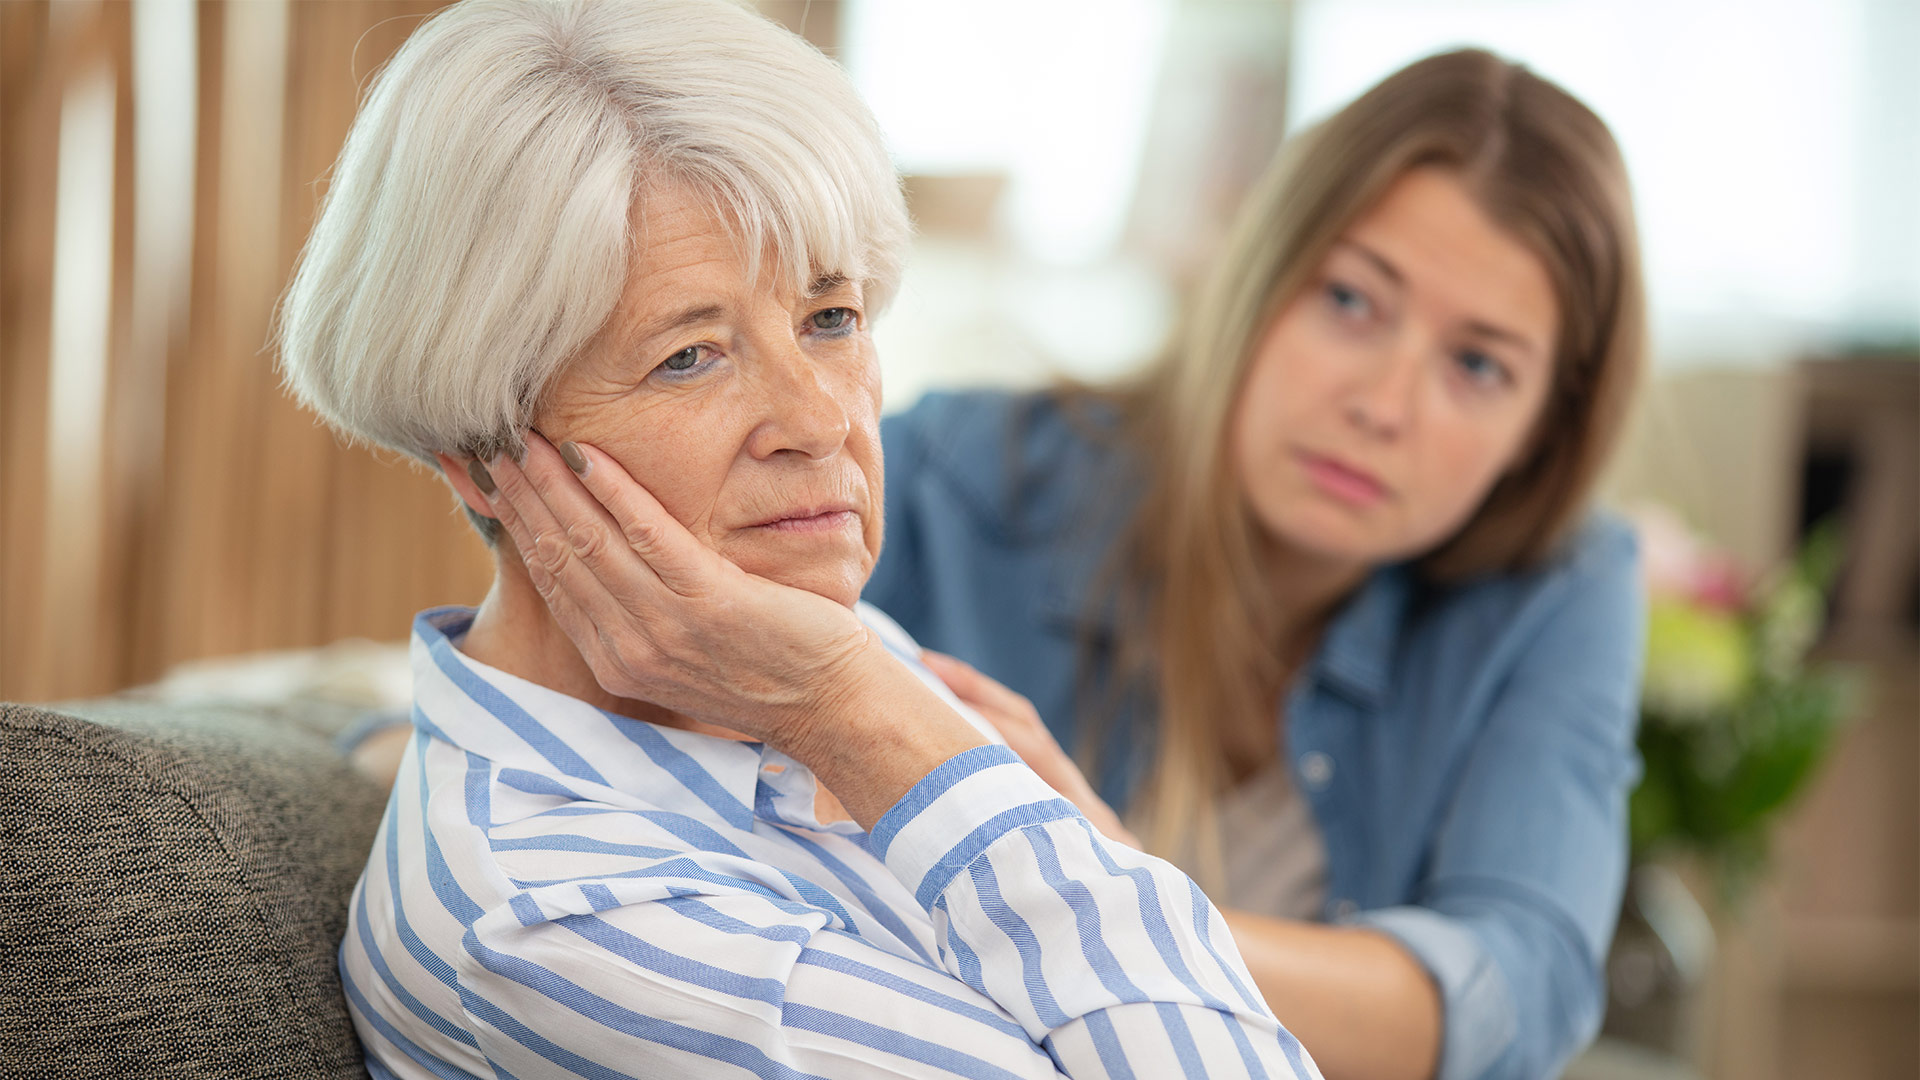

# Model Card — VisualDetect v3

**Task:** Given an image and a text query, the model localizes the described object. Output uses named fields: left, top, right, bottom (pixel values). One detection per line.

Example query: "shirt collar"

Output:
left=410, top=606, right=849, bottom=833
left=1038, top=530, right=1123, bottom=637
left=1040, top=552, right=1412, bottom=711
left=1308, top=563, right=1413, bottom=708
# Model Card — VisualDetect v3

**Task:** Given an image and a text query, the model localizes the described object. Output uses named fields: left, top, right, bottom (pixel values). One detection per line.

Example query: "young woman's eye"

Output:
left=659, top=345, right=707, bottom=374
left=1455, top=348, right=1510, bottom=387
left=1325, top=281, right=1371, bottom=319
left=809, top=307, right=857, bottom=334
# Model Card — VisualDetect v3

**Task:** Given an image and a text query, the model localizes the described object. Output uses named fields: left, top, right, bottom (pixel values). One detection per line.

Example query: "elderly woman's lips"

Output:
left=753, top=509, right=859, bottom=533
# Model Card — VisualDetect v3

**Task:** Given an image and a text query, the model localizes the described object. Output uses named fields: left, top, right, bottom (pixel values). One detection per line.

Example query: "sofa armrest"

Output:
left=0, top=699, right=387, bottom=1080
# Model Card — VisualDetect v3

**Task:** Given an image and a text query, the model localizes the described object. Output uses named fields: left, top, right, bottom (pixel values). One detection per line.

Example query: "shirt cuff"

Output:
left=1352, top=905, right=1517, bottom=1080
left=867, top=744, right=1082, bottom=912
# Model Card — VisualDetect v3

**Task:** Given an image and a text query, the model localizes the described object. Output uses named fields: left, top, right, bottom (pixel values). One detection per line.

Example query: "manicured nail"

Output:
left=559, top=441, right=590, bottom=476
left=466, top=458, right=496, bottom=497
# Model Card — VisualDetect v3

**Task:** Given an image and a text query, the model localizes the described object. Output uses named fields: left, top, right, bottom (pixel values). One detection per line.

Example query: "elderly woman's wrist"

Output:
left=774, top=635, right=921, bottom=759
left=774, top=639, right=990, bottom=828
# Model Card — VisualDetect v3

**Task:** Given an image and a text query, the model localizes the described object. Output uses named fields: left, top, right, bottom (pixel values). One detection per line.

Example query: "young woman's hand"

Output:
left=920, top=651, right=1141, bottom=849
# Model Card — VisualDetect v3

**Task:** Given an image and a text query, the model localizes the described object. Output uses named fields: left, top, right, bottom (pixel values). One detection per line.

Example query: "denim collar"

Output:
left=1308, top=564, right=1413, bottom=709
left=1039, top=544, right=1412, bottom=712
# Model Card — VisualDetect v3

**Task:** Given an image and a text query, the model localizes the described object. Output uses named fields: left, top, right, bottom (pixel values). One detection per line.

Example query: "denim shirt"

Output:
left=865, top=389, right=1646, bottom=1080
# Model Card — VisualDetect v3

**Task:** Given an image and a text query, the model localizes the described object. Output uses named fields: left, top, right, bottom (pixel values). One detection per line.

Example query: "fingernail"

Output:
left=559, top=441, right=590, bottom=476
left=466, top=458, right=496, bottom=497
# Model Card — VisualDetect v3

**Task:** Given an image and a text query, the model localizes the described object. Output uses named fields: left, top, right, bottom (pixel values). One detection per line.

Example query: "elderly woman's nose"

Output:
left=746, top=353, right=854, bottom=460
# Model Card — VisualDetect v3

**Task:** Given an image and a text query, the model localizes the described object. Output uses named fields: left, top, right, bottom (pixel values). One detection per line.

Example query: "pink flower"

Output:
left=1624, top=503, right=1750, bottom=613
left=1689, top=555, right=1748, bottom=613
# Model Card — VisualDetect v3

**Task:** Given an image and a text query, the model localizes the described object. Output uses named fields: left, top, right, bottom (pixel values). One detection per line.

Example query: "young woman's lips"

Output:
left=752, top=508, right=859, bottom=534
left=1295, top=450, right=1390, bottom=508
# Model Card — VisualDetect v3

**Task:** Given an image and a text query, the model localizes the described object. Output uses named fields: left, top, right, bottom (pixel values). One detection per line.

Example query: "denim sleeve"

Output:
left=1354, top=525, right=1646, bottom=1080
left=865, top=399, right=939, bottom=631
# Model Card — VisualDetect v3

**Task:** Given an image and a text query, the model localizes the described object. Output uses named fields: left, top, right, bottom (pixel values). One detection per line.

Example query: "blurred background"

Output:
left=2, top=2, right=1914, bottom=1077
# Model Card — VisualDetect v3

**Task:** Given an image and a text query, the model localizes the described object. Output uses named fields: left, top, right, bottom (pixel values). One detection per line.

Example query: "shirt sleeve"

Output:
left=455, top=746, right=1323, bottom=1079
left=1353, top=526, right=1646, bottom=1080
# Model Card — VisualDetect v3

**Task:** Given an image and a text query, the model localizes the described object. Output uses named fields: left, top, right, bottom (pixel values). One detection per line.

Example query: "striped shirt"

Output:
left=340, top=605, right=1323, bottom=1080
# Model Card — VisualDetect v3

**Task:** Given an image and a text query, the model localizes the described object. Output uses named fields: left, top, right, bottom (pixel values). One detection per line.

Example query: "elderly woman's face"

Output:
left=534, top=184, right=884, bottom=608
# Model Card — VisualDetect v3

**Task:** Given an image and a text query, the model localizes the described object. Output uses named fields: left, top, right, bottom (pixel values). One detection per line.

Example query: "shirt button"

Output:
left=1300, top=751, right=1335, bottom=790
left=1333, top=899, right=1359, bottom=920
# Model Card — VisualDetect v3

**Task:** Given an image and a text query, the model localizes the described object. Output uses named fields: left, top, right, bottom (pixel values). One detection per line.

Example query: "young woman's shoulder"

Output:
left=1428, top=509, right=1639, bottom=609
left=880, top=387, right=1136, bottom=544
left=1410, top=509, right=1644, bottom=696
left=1557, top=509, right=1641, bottom=580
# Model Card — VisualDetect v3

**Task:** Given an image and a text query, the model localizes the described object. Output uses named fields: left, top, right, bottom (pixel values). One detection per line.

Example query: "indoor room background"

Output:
left=3, top=2, right=1914, bottom=1077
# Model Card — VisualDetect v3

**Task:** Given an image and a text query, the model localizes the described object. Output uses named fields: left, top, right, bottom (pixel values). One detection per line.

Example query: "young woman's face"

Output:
left=1230, top=167, right=1559, bottom=570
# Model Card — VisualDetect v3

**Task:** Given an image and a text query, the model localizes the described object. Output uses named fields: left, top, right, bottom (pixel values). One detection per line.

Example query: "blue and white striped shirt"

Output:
left=341, top=605, right=1323, bottom=1079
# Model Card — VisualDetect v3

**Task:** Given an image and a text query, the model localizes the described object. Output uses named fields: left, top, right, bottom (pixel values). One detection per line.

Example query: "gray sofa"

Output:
left=1, top=699, right=388, bottom=1079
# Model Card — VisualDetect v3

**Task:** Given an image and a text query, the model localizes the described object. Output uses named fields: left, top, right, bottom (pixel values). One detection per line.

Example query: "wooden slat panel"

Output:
left=2, top=3, right=122, bottom=701
left=150, top=0, right=230, bottom=675
left=116, top=0, right=200, bottom=689
left=142, top=0, right=218, bottom=681
left=0, top=1, right=59, bottom=701
left=4, top=0, right=580, bottom=699
left=90, top=0, right=143, bottom=697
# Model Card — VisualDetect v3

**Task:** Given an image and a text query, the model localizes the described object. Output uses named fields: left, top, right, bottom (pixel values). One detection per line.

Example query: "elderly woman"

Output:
left=278, top=2, right=1318, bottom=1078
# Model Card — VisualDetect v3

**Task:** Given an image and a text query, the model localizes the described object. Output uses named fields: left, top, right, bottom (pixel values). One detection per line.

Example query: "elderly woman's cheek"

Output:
left=557, top=391, right=743, bottom=546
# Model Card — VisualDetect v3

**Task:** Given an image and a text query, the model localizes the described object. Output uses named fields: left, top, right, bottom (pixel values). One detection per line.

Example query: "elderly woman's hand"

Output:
left=483, top=432, right=875, bottom=743
left=477, top=433, right=987, bottom=825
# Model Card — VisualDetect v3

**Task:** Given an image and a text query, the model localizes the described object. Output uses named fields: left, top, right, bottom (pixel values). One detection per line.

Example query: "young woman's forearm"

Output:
left=1224, top=910, right=1441, bottom=1080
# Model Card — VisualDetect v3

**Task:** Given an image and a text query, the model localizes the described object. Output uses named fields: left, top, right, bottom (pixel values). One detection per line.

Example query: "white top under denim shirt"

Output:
left=866, top=390, right=1648, bottom=1080
left=339, top=603, right=1323, bottom=1079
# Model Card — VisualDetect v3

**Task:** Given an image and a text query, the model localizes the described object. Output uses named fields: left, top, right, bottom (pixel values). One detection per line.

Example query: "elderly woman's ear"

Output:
left=436, top=452, right=499, bottom=521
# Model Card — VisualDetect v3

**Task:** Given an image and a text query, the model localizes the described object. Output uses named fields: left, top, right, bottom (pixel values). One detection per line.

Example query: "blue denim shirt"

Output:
left=865, top=389, right=1646, bottom=1080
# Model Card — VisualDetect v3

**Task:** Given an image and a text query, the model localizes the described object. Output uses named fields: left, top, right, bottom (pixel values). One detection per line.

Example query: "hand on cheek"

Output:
left=462, top=432, right=882, bottom=755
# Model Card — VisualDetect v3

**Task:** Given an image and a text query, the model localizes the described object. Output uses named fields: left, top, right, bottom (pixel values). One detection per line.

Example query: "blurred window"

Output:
left=1290, top=0, right=1920, bottom=363
left=844, top=0, right=1175, bottom=265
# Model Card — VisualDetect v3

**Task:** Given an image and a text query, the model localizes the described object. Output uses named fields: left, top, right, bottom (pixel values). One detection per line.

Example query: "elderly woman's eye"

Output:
left=662, top=346, right=702, bottom=372
left=809, top=308, right=855, bottom=332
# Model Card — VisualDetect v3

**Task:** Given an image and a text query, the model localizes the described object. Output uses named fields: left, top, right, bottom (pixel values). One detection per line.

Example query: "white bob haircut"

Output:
left=277, top=0, right=910, bottom=465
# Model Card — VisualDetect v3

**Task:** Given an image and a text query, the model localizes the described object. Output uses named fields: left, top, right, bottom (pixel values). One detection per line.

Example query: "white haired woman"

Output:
left=278, top=2, right=1321, bottom=1078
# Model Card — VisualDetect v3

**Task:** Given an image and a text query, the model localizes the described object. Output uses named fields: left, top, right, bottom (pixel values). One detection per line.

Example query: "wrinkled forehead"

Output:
left=592, top=182, right=864, bottom=351
left=629, top=168, right=874, bottom=310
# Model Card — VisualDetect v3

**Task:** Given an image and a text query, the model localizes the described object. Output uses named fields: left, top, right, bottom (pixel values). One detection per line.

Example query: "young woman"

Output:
left=866, top=49, right=1648, bottom=1080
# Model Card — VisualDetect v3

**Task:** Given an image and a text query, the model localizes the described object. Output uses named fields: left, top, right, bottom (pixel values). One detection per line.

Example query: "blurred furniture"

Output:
left=2, top=0, right=489, bottom=708
left=1603, top=356, right=1919, bottom=1080
left=0, top=698, right=386, bottom=1079
left=1563, top=1037, right=1706, bottom=1080
left=1761, top=356, right=1919, bottom=1080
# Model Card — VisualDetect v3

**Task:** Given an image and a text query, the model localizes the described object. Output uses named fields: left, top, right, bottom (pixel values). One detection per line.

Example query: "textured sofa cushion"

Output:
left=0, top=700, right=388, bottom=1079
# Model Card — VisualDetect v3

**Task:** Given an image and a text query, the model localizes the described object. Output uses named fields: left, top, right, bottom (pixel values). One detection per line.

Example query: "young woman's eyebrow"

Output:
left=1462, top=319, right=1542, bottom=355
left=1334, top=240, right=1404, bottom=288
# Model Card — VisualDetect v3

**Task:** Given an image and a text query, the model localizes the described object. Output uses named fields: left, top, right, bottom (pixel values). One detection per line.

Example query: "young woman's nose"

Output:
left=746, top=342, right=852, bottom=460
left=1342, top=335, right=1423, bottom=439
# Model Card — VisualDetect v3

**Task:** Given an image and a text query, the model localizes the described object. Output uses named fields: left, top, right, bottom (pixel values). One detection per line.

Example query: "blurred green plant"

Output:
left=1626, top=506, right=1855, bottom=901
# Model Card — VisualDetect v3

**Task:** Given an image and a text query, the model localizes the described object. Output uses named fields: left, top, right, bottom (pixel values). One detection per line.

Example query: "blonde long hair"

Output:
left=1086, top=49, right=1647, bottom=877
